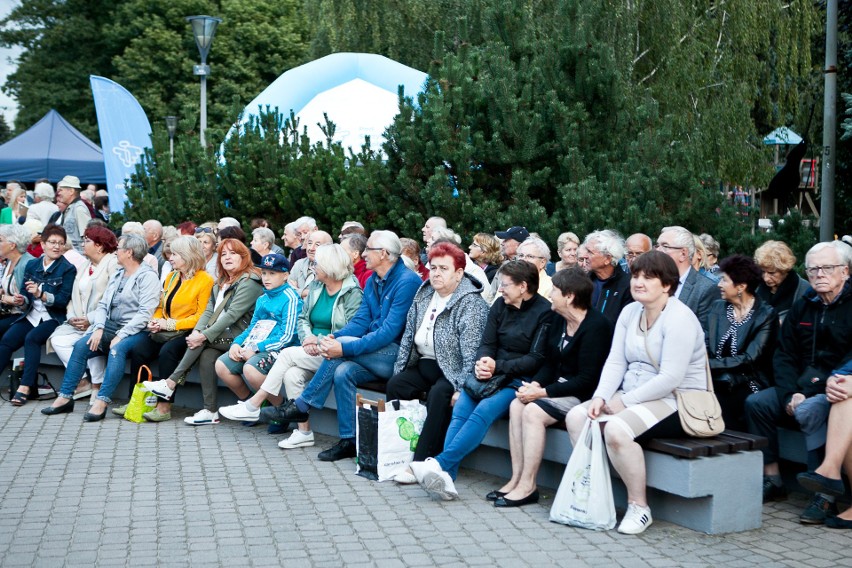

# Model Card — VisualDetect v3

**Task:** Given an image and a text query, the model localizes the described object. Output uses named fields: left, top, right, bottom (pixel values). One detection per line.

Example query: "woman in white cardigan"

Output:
left=566, top=251, right=707, bottom=535
left=47, top=225, right=118, bottom=403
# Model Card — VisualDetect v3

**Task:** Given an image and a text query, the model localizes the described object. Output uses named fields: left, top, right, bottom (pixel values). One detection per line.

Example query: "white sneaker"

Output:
left=618, top=502, right=653, bottom=535
left=421, top=471, right=459, bottom=501
left=142, top=379, right=174, bottom=400
left=394, top=469, right=417, bottom=485
left=184, top=409, right=219, bottom=425
left=278, top=430, right=315, bottom=449
left=219, top=401, right=260, bottom=422
left=409, top=457, right=443, bottom=484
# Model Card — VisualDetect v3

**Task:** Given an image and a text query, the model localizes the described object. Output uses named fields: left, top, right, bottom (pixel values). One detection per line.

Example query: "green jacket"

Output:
left=296, top=275, right=363, bottom=342
left=197, top=272, right=264, bottom=342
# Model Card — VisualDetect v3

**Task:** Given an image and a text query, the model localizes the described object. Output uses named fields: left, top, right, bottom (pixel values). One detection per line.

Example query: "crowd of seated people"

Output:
left=4, top=178, right=852, bottom=534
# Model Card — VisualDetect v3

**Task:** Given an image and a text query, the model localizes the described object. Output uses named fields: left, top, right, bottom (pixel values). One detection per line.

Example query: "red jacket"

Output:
left=353, top=259, right=373, bottom=289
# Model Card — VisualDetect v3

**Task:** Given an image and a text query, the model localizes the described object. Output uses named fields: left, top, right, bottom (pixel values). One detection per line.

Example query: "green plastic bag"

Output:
left=123, top=365, right=157, bottom=423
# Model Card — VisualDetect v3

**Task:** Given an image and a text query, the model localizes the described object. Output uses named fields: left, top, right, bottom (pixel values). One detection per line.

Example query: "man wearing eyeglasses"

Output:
left=745, top=240, right=852, bottom=525
left=655, top=225, right=716, bottom=324
left=625, top=233, right=653, bottom=269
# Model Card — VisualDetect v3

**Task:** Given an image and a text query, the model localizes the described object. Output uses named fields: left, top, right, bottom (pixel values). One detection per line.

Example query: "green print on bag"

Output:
left=396, top=416, right=420, bottom=452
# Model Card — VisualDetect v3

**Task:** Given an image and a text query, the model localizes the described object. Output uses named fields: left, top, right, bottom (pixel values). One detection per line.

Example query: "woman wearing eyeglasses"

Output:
left=0, top=225, right=77, bottom=405
left=196, top=224, right=219, bottom=276
left=468, top=233, right=503, bottom=284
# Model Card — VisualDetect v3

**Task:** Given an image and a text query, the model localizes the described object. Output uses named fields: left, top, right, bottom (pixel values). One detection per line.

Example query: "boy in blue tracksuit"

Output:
left=215, top=254, right=303, bottom=398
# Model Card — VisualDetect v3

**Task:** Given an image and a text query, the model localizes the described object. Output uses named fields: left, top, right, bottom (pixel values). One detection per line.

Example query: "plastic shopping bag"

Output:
left=123, top=365, right=158, bottom=423
left=550, top=418, right=616, bottom=530
left=355, top=395, right=427, bottom=481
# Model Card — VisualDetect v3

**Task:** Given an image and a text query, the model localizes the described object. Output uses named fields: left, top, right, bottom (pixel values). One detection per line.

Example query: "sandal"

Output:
left=11, top=390, right=29, bottom=406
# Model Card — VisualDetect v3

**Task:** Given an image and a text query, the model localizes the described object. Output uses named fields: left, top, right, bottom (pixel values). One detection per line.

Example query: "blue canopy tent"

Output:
left=0, top=109, right=106, bottom=183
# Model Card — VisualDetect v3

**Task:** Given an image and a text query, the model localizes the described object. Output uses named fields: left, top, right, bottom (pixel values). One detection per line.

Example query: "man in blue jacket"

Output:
left=264, top=230, right=422, bottom=461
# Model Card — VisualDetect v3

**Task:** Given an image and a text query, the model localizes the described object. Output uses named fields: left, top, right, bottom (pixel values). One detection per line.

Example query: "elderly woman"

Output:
left=119, top=236, right=214, bottom=422
left=699, top=233, right=721, bottom=275
left=554, top=232, right=580, bottom=272
left=195, top=225, right=219, bottom=276
left=583, top=230, right=633, bottom=323
left=219, top=244, right=364, bottom=448
left=754, top=240, right=810, bottom=324
left=566, top=251, right=708, bottom=534
left=0, top=225, right=76, bottom=405
left=400, top=238, right=429, bottom=281
left=42, top=234, right=160, bottom=421
left=469, top=233, right=503, bottom=283
left=409, top=260, right=553, bottom=500
left=490, top=268, right=613, bottom=506
left=169, top=238, right=263, bottom=426
left=692, top=235, right=720, bottom=283
left=705, top=255, right=777, bottom=430
left=47, top=225, right=119, bottom=402
left=515, top=238, right=553, bottom=301
left=121, top=221, right=159, bottom=273
left=341, top=233, right=372, bottom=288
left=386, top=242, right=489, bottom=480
left=250, top=227, right=277, bottom=258
left=0, top=224, right=36, bottom=331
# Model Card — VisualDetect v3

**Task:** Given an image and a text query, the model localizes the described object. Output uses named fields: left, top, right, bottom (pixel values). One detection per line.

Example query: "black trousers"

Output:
left=128, top=334, right=188, bottom=402
left=386, top=358, right=455, bottom=462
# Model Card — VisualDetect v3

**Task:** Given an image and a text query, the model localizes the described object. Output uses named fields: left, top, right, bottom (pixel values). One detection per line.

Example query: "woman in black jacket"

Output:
left=705, top=255, right=777, bottom=430
left=490, top=268, right=613, bottom=507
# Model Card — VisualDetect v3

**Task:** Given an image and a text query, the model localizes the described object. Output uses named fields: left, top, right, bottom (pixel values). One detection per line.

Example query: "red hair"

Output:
left=217, top=238, right=259, bottom=284
left=428, top=241, right=466, bottom=271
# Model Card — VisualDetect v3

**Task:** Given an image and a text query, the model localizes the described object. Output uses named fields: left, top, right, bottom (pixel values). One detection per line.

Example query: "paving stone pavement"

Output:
left=1, top=400, right=851, bottom=567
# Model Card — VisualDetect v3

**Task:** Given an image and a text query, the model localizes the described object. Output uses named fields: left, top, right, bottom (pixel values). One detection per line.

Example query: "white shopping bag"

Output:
left=356, top=396, right=427, bottom=482
left=550, top=418, right=616, bottom=530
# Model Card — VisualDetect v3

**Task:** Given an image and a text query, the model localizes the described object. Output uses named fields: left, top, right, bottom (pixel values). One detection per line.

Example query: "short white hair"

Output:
left=218, top=217, right=240, bottom=229
left=34, top=182, right=55, bottom=201
left=252, top=227, right=275, bottom=246
left=661, top=226, right=696, bottom=259
left=121, top=221, right=145, bottom=237
left=430, top=227, right=462, bottom=245
left=315, top=243, right=354, bottom=281
left=584, top=229, right=625, bottom=263
left=0, top=224, right=32, bottom=253
left=518, top=237, right=551, bottom=261
left=294, top=216, right=317, bottom=231
left=807, top=241, right=852, bottom=269
left=369, top=230, right=402, bottom=261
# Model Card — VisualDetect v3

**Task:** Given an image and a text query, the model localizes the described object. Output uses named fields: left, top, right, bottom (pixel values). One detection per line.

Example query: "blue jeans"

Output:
left=59, top=331, right=147, bottom=403
left=435, top=381, right=521, bottom=479
left=299, top=337, right=399, bottom=439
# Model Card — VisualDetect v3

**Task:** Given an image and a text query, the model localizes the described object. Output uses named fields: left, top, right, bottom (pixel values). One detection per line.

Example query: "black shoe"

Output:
left=797, top=472, right=846, bottom=498
left=259, top=399, right=309, bottom=424
left=762, top=477, right=788, bottom=502
left=486, top=490, right=507, bottom=502
left=41, top=399, right=75, bottom=416
left=318, top=439, right=357, bottom=462
left=83, top=410, right=106, bottom=422
left=494, top=490, right=540, bottom=508
left=825, top=515, right=852, bottom=529
left=799, top=494, right=838, bottom=525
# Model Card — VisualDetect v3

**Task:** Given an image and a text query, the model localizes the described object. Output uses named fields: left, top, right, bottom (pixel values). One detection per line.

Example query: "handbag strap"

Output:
left=136, top=365, right=152, bottom=384
left=641, top=309, right=714, bottom=393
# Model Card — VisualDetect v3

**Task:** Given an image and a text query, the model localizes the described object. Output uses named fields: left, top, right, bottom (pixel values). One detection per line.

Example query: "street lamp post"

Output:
left=186, top=15, right=221, bottom=148
left=165, top=116, right=178, bottom=163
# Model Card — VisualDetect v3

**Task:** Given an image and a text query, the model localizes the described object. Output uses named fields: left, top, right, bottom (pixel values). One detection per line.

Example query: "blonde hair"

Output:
left=169, top=236, right=207, bottom=277
left=754, top=240, right=796, bottom=273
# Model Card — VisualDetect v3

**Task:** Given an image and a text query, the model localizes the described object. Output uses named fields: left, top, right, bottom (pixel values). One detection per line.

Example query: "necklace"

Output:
left=424, top=293, right=451, bottom=347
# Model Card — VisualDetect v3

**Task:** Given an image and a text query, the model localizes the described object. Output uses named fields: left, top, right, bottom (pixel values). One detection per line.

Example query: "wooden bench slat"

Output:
left=646, top=438, right=710, bottom=458
left=720, top=430, right=769, bottom=451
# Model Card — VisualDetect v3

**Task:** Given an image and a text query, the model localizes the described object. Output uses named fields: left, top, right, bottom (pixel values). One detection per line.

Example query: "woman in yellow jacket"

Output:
left=122, top=236, right=214, bottom=422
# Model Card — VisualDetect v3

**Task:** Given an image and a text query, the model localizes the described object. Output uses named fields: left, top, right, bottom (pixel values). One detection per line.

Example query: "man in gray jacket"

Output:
left=656, top=226, right=717, bottom=325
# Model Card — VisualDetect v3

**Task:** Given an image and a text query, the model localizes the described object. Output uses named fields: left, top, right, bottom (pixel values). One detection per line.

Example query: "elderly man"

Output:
left=264, top=230, right=422, bottom=461
left=495, top=226, right=529, bottom=261
left=143, top=220, right=166, bottom=272
left=516, top=237, right=554, bottom=301
left=26, top=182, right=59, bottom=226
left=655, top=225, right=716, bottom=324
left=584, top=230, right=633, bottom=323
left=625, top=233, right=652, bottom=269
left=289, top=216, right=318, bottom=265
left=745, top=241, right=852, bottom=524
left=290, top=230, right=333, bottom=297
left=49, top=175, right=92, bottom=253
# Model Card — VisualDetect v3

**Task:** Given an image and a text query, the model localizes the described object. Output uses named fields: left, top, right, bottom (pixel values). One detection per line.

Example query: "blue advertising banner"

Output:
left=90, top=76, right=152, bottom=213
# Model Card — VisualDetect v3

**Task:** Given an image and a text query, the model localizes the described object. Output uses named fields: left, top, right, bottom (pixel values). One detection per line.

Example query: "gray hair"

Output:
left=218, top=217, right=240, bottom=229
left=162, top=226, right=179, bottom=244
left=369, top=230, right=402, bottom=261
left=430, top=227, right=462, bottom=245
left=518, top=237, right=551, bottom=261
left=557, top=232, right=580, bottom=251
left=315, top=243, right=354, bottom=281
left=294, top=216, right=317, bottom=231
left=121, top=221, right=145, bottom=237
left=807, top=241, right=852, bottom=269
left=584, top=229, right=625, bottom=263
left=0, top=224, right=33, bottom=254
left=284, top=221, right=298, bottom=234
left=699, top=233, right=720, bottom=257
left=341, top=233, right=367, bottom=254
left=252, top=227, right=276, bottom=247
left=661, top=226, right=696, bottom=259
left=34, top=182, right=55, bottom=201
left=119, top=234, right=148, bottom=263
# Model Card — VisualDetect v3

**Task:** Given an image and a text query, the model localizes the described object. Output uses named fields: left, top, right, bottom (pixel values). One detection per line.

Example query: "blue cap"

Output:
left=260, top=254, right=290, bottom=273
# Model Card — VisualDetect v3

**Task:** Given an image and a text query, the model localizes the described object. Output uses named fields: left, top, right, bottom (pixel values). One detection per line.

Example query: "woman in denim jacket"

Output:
left=0, top=225, right=76, bottom=405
